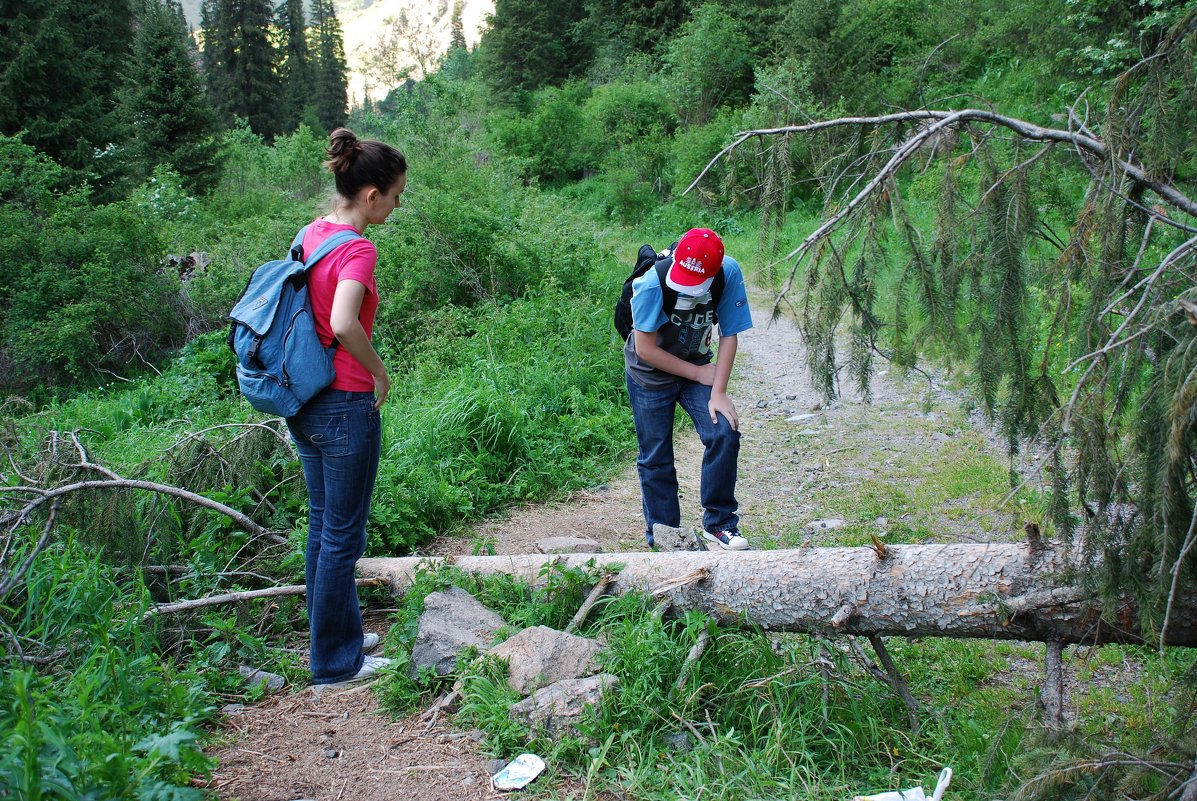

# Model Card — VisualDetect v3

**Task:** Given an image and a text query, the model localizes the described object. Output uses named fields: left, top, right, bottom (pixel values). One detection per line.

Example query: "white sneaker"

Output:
left=362, top=632, right=380, bottom=653
left=324, top=655, right=393, bottom=688
left=703, top=529, right=750, bottom=550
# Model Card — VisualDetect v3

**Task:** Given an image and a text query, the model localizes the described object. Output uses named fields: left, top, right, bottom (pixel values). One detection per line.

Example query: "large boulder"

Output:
left=489, top=625, right=605, bottom=694
left=409, top=586, right=506, bottom=678
left=508, top=674, right=619, bottom=738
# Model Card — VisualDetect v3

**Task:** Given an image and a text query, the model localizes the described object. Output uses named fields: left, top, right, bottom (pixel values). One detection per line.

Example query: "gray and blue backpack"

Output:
left=227, top=225, right=362, bottom=417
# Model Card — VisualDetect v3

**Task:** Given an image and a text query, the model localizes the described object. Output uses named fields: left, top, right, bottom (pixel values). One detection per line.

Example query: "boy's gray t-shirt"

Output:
left=623, top=255, right=753, bottom=390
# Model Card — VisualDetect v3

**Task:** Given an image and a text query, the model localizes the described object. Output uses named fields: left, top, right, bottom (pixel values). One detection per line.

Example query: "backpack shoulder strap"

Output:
left=303, top=230, right=364, bottom=268
left=654, top=257, right=680, bottom=322
left=711, top=268, right=726, bottom=313
left=288, top=225, right=310, bottom=261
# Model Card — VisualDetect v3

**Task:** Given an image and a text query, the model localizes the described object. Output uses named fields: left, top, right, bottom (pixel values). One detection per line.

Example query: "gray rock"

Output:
left=807, top=518, right=845, bottom=531
left=486, top=759, right=508, bottom=776
left=490, top=626, right=605, bottom=694
left=323, top=748, right=339, bottom=759
left=409, top=586, right=506, bottom=678
left=787, top=413, right=822, bottom=424
left=239, top=665, right=285, bottom=694
left=652, top=523, right=705, bottom=552
left=508, top=674, right=619, bottom=738
left=663, top=731, right=693, bottom=752
left=536, top=536, right=601, bottom=554
left=220, top=703, right=246, bottom=716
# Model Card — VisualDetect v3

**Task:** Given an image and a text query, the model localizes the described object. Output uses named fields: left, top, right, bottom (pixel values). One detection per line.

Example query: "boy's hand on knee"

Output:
left=709, top=391, right=739, bottom=430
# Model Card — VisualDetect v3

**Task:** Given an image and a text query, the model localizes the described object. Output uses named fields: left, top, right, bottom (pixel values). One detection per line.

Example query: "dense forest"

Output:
left=1, top=0, right=1195, bottom=797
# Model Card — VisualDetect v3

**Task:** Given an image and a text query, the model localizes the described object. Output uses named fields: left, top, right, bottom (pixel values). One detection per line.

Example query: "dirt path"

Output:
left=206, top=297, right=1017, bottom=800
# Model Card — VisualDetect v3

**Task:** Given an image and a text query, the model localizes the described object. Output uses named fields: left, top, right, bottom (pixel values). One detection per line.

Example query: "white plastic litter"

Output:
left=851, top=767, right=952, bottom=801
left=491, top=753, right=546, bottom=791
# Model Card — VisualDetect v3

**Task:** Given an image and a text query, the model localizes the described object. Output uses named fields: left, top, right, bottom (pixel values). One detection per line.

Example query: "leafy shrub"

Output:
left=0, top=539, right=214, bottom=796
left=371, top=155, right=597, bottom=341
left=366, top=284, right=631, bottom=552
left=662, top=4, right=754, bottom=128
left=487, top=81, right=600, bottom=185
left=0, top=140, right=188, bottom=395
left=666, top=108, right=742, bottom=206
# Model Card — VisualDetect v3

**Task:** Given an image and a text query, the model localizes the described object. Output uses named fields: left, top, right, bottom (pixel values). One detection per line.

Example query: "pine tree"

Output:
left=449, top=0, right=467, bottom=51
left=200, top=0, right=280, bottom=137
left=122, top=0, right=222, bottom=192
left=437, top=0, right=476, bottom=81
left=477, top=0, right=590, bottom=99
left=274, top=0, right=310, bottom=133
left=310, top=0, right=348, bottom=131
left=0, top=0, right=133, bottom=185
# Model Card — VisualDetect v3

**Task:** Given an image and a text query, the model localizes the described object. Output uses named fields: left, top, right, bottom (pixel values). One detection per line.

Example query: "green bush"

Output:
left=487, top=81, right=600, bottom=184
left=662, top=4, right=754, bottom=128
left=0, top=539, right=214, bottom=797
left=367, top=285, right=632, bottom=552
left=0, top=139, right=188, bottom=395
left=666, top=108, right=742, bottom=206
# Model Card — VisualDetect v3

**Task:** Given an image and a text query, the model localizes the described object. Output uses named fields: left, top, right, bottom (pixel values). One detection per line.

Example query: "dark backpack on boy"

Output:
left=613, top=243, right=726, bottom=341
left=227, top=225, right=362, bottom=417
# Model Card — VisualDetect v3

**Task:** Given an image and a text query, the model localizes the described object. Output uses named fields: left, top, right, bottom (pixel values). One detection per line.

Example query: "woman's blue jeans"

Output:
left=626, top=372, right=740, bottom=543
left=286, top=389, right=380, bottom=685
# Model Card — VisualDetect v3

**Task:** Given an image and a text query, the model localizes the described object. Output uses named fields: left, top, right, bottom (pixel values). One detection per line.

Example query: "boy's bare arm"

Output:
left=633, top=330, right=717, bottom=385
left=712, top=334, right=737, bottom=393
left=708, top=334, right=739, bottom=429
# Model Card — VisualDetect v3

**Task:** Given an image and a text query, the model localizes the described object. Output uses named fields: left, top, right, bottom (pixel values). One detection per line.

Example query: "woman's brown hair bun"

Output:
left=324, top=127, right=407, bottom=199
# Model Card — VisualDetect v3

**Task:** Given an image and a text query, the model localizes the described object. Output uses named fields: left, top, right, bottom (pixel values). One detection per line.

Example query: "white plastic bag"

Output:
left=491, top=753, right=546, bottom=791
left=851, top=767, right=952, bottom=801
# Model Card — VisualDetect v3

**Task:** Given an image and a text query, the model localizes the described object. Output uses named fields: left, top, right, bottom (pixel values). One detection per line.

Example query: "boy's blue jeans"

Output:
left=287, top=389, right=381, bottom=685
left=626, top=373, right=740, bottom=543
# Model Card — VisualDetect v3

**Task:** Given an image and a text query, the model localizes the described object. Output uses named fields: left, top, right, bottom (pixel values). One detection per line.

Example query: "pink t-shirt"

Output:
left=301, top=220, right=380, bottom=392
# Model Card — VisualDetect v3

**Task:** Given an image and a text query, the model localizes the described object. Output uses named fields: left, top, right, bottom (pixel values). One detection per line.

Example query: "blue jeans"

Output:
left=286, top=389, right=381, bottom=684
left=626, top=373, right=740, bottom=543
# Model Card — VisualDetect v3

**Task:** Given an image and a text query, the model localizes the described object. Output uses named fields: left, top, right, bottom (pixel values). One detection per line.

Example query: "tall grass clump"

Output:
left=369, top=283, right=632, bottom=551
left=0, top=537, right=214, bottom=796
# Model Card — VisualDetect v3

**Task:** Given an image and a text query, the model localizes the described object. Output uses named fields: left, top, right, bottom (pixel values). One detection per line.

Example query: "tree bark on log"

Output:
left=357, top=545, right=1197, bottom=646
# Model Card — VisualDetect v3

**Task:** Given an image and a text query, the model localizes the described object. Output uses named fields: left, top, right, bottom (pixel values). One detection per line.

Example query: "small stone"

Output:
left=466, top=728, right=487, bottom=742
left=462, top=775, right=476, bottom=786
left=323, top=748, right=339, bottom=759
left=663, top=731, right=692, bottom=752
left=808, top=518, right=845, bottom=531
left=932, top=432, right=952, bottom=443
left=487, top=759, right=508, bottom=776
left=756, top=399, right=769, bottom=408
left=786, top=413, right=821, bottom=424
left=874, top=517, right=889, bottom=527
left=239, top=665, right=285, bottom=694
left=220, top=703, right=246, bottom=716
left=787, top=394, right=798, bottom=400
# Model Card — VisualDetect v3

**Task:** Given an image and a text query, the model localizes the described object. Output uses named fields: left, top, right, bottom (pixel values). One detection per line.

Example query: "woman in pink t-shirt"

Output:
left=286, top=127, right=406, bottom=687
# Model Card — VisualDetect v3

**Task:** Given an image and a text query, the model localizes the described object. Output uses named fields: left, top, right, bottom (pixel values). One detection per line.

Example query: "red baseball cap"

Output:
left=667, top=228, right=724, bottom=296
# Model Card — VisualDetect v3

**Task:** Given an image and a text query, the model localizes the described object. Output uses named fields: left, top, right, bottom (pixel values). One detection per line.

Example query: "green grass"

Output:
left=366, top=562, right=1196, bottom=801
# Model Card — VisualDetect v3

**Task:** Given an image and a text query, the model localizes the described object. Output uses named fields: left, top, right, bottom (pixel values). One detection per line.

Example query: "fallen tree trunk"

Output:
left=358, top=545, right=1197, bottom=646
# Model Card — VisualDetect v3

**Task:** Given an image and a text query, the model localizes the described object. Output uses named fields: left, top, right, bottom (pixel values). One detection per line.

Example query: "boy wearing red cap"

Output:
left=623, top=228, right=753, bottom=550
